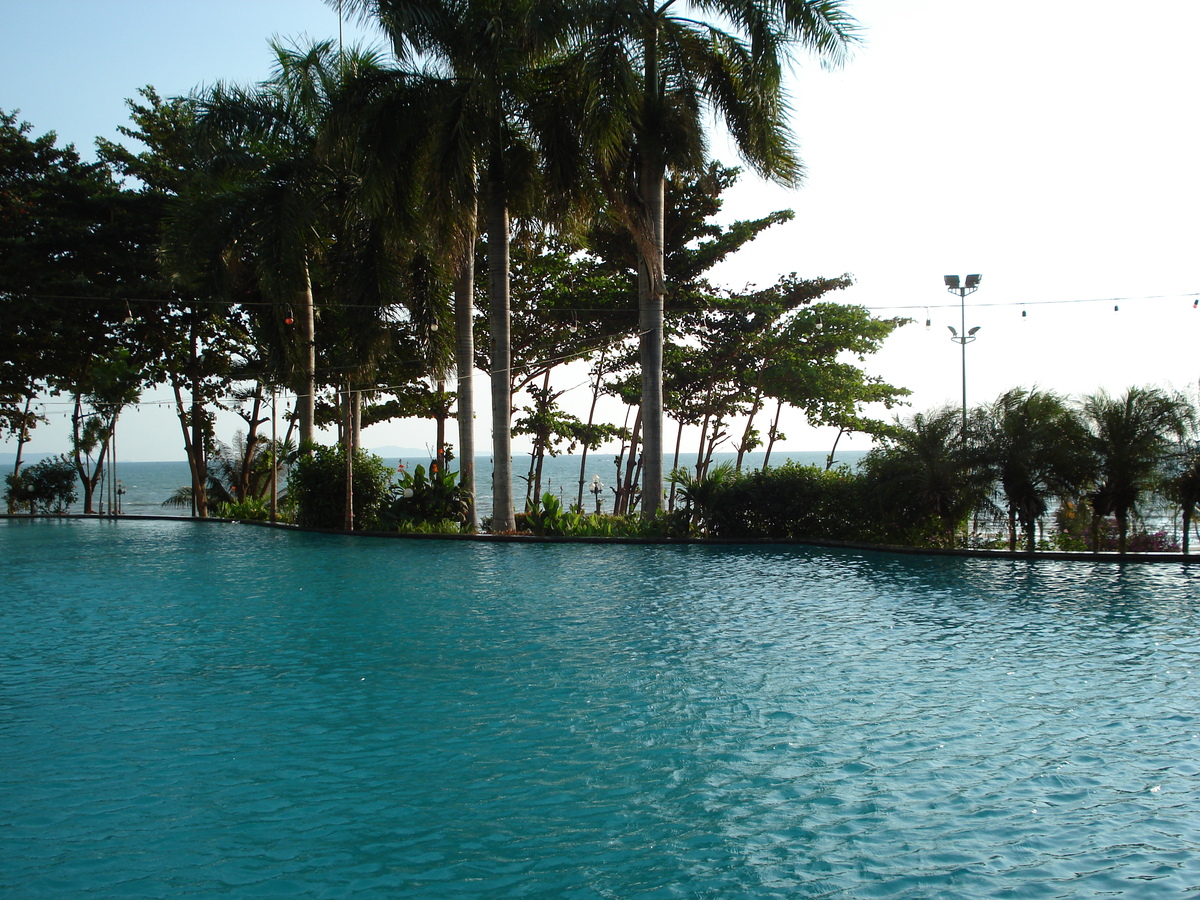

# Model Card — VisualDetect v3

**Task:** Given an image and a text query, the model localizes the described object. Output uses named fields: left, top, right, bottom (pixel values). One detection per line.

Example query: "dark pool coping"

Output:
left=5, top=512, right=1197, bottom=564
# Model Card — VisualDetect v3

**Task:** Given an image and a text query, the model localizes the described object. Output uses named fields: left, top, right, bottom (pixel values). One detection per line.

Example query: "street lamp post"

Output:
left=944, top=274, right=982, bottom=437
left=589, top=475, right=604, bottom=515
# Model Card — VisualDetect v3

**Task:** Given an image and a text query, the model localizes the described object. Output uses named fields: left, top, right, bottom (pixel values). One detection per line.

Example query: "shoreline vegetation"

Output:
left=4, top=10, right=1198, bottom=557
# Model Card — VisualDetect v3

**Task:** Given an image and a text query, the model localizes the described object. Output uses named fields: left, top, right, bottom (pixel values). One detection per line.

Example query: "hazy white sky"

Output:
left=3, top=0, right=1197, bottom=462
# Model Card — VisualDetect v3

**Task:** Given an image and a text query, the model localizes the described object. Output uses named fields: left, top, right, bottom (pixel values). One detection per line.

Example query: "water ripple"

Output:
left=2, top=520, right=1199, bottom=897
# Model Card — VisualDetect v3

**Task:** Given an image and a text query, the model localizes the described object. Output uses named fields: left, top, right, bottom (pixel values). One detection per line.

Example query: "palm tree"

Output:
left=338, top=0, right=585, bottom=532
left=978, top=388, right=1092, bottom=553
left=1082, top=386, right=1193, bottom=554
left=572, top=0, right=859, bottom=514
left=861, top=406, right=984, bottom=547
left=1163, top=440, right=1200, bottom=553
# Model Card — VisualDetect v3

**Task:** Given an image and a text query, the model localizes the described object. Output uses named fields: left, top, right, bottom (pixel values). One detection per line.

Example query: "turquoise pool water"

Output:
left=2, top=519, right=1199, bottom=898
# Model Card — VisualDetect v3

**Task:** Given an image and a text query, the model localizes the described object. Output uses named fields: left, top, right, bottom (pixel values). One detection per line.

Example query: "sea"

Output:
left=4, top=450, right=866, bottom=521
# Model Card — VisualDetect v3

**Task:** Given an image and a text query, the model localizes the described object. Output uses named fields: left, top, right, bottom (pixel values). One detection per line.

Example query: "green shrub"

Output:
left=286, top=445, right=392, bottom=530
left=675, top=462, right=881, bottom=542
left=382, top=459, right=471, bottom=531
left=4, top=455, right=78, bottom=514
left=212, top=497, right=272, bottom=521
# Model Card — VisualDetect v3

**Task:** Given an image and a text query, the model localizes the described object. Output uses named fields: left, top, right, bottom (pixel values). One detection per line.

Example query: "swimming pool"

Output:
left=3, top=518, right=1198, bottom=897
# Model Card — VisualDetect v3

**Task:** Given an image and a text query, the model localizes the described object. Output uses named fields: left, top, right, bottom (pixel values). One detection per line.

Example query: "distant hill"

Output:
left=367, top=447, right=440, bottom=460
left=0, top=451, right=56, bottom=467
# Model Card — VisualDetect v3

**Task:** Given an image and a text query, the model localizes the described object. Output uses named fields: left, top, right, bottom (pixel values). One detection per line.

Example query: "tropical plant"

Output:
left=573, top=0, right=859, bottom=514
left=163, top=432, right=292, bottom=517
left=287, top=443, right=393, bottom=530
left=99, top=88, right=248, bottom=517
left=3, top=455, right=78, bottom=514
left=977, top=388, right=1092, bottom=552
left=340, top=0, right=588, bottom=532
left=383, top=458, right=472, bottom=531
left=1162, top=440, right=1200, bottom=554
left=1082, top=386, right=1193, bottom=554
left=861, top=406, right=986, bottom=547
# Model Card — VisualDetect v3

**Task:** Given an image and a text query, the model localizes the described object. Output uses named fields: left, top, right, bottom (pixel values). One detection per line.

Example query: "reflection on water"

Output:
left=2, top=519, right=1198, bottom=898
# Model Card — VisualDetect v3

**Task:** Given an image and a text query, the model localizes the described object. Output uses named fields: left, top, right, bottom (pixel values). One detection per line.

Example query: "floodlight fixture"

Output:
left=941, top=274, right=983, bottom=441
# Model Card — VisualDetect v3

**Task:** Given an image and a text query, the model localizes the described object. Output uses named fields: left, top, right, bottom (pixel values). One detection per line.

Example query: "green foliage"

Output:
left=860, top=408, right=987, bottom=547
left=4, top=456, right=78, bottom=514
left=286, top=444, right=392, bottom=530
left=522, top=493, right=582, bottom=536
left=975, top=388, right=1093, bottom=552
left=516, top=494, right=689, bottom=538
left=212, top=497, right=272, bottom=521
left=382, top=460, right=471, bottom=532
left=675, top=461, right=881, bottom=542
left=1083, top=386, right=1194, bottom=553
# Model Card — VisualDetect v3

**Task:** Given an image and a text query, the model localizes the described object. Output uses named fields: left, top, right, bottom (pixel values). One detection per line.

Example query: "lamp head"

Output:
left=968, top=326, right=981, bottom=336
left=965, top=274, right=981, bottom=288
left=943, top=275, right=960, bottom=288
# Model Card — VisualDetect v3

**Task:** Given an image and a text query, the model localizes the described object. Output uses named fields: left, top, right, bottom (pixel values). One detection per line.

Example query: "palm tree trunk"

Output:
left=454, top=249, right=476, bottom=528
left=638, top=189, right=666, bottom=516
left=352, top=390, right=362, bottom=452
left=486, top=154, right=514, bottom=532
left=638, top=22, right=665, bottom=516
left=344, top=383, right=354, bottom=531
left=299, top=261, right=316, bottom=450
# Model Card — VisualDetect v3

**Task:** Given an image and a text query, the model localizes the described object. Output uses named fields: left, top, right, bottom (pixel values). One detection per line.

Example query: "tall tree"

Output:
left=574, top=0, right=859, bottom=514
left=339, top=0, right=586, bottom=531
left=1164, top=439, right=1200, bottom=554
left=861, top=406, right=986, bottom=548
left=1082, top=386, right=1193, bottom=554
left=977, top=388, right=1091, bottom=553
left=99, top=88, right=242, bottom=517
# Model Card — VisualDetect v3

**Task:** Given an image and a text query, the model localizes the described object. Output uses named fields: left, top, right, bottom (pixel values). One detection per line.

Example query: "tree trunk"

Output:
left=353, top=390, right=362, bottom=453
left=238, top=390, right=264, bottom=502
left=435, top=378, right=446, bottom=465
left=299, top=261, right=317, bottom=450
left=638, top=208, right=665, bottom=515
left=637, top=24, right=666, bottom=516
left=695, top=411, right=711, bottom=481
left=344, top=384, right=354, bottom=532
left=486, top=152, right=515, bottom=532
left=736, top=386, right=764, bottom=472
left=826, top=426, right=847, bottom=470
left=668, top=418, right=684, bottom=512
left=619, top=409, right=642, bottom=515
left=763, top=399, right=783, bottom=470
left=454, top=217, right=477, bottom=530
left=576, top=348, right=606, bottom=509
left=8, top=395, right=33, bottom=514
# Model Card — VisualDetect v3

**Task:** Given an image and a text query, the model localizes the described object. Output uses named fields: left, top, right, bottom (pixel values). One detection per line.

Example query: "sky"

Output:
left=3, top=0, right=1197, bottom=462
